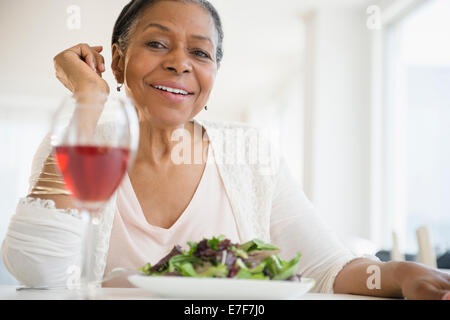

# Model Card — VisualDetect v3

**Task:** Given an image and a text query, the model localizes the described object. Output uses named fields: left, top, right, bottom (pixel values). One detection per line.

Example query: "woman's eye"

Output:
left=147, top=41, right=165, bottom=49
left=193, top=50, right=210, bottom=59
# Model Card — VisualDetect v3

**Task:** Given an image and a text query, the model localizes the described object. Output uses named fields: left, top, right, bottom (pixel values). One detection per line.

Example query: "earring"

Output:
left=204, top=105, right=208, bottom=110
left=117, top=83, right=123, bottom=92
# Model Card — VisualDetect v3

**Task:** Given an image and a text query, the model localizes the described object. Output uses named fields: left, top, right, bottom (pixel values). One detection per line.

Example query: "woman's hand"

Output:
left=53, top=43, right=110, bottom=95
left=396, top=261, right=450, bottom=300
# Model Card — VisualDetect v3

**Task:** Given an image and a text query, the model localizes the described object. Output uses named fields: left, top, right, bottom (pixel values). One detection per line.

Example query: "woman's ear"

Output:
left=111, top=43, right=125, bottom=83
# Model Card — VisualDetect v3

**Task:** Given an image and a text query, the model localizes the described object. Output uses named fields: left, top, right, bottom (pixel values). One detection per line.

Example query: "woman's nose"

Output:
left=162, top=48, right=192, bottom=74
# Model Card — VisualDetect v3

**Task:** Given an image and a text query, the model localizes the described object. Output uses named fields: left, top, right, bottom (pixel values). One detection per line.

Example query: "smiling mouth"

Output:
left=150, top=84, right=193, bottom=96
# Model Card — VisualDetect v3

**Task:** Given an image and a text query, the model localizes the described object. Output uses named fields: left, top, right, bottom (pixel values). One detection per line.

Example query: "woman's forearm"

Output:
left=333, top=258, right=404, bottom=298
left=2, top=197, right=85, bottom=287
left=28, top=153, right=76, bottom=210
left=334, top=258, right=450, bottom=299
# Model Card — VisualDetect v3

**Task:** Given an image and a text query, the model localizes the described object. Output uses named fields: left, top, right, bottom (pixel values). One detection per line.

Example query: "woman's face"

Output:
left=114, top=1, right=219, bottom=128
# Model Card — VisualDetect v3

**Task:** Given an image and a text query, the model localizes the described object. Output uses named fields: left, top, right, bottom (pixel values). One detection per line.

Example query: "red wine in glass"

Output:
left=54, top=145, right=129, bottom=204
left=51, top=92, right=139, bottom=293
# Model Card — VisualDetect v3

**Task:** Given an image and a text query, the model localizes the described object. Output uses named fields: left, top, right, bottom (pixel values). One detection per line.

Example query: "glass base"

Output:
left=74, top=199, right=106, bottom=213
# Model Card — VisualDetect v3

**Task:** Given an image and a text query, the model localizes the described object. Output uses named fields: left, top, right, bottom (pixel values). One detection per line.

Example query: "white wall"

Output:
left=302, top=6, right=372, bottom=240
left=0, top=0, right=130, bottom=99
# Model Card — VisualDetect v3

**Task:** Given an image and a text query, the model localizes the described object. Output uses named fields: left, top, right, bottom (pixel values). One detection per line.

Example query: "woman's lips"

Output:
left=148, top=84, right=193, bottom=103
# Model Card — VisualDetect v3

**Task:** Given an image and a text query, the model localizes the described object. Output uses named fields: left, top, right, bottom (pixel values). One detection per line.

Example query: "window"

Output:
left=382, top=0, right=450, bottom=254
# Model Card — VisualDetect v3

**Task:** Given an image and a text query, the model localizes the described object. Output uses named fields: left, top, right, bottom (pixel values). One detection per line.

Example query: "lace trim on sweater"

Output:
left=19, top=197, right=83, bottom=220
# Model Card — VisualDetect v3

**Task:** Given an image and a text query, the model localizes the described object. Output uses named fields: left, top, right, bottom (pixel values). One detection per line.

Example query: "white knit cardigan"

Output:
left=2, top=118, right=377, bottom=293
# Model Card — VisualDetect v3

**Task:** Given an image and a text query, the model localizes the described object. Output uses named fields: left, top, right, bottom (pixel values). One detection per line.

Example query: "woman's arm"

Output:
left=269, top=158, right=380, bottom=293
left=28, top=152, right=76, bottom=209
left=2, top=198, right=84, bottom=288
left=269, top=158, right=450, bottom=299
left=2, top=43, right=110, bottom=287
left=334, top=258, right=450, bottom=299
left=2, top=132, right=85, bottom=287
left=28, top=43, right=109, bottom=209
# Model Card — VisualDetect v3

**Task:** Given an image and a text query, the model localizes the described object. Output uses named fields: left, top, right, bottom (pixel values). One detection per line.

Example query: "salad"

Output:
left=140, top=235, right=302, bottom=281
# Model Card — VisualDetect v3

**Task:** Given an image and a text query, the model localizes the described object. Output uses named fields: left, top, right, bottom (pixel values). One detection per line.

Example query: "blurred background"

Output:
left=0, top=0, right=449, bottom=284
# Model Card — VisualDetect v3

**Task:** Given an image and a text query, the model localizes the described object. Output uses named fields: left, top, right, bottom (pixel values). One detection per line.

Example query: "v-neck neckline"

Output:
left=125, top=141, right=210, bottom=232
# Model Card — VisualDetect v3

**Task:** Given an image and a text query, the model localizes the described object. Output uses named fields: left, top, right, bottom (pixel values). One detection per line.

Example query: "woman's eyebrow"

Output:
left=143, top=23, right=170, bottom=33
left=191, top=34, right=213, bottom=46
left=143, top=22, right=213, bottom=45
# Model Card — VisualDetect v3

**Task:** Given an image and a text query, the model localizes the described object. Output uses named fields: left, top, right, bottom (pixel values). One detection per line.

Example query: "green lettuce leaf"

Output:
left=197, top=264, right=228, bottom=278
left=263, top=255, right=283, bottom=277
left=239, top=238, right=279, bottom=252
left=207, top=234, right=226, bottom=250
left=235, top=269, right=270, bottom=280
left=140, top=262, right=152, bottom=275
left=179, top=263, right=197, bottom=277
left=168, top=254, right=202, bottom=272
left=272, top=253, right=302, bottom=280
left=187, top=241, right=197, bottom=256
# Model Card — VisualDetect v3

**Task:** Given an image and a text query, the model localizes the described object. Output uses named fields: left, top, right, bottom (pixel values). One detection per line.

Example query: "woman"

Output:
left=2, top=0, right=449, bottom=299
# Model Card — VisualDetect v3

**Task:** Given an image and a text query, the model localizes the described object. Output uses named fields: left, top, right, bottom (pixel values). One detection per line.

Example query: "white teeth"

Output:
left=153, top=85, right=189, bottom=95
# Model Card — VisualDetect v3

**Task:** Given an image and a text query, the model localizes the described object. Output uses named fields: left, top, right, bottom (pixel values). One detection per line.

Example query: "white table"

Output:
left=0, top=285, right=394, bottom=300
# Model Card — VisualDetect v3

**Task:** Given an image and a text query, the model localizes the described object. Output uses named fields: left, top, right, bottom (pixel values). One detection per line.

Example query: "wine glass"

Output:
left=50, top=91, right=139, bottom=294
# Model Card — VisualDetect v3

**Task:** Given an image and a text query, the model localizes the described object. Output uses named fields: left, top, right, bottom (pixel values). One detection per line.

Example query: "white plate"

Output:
left=128, top=275, right=315, bottom=299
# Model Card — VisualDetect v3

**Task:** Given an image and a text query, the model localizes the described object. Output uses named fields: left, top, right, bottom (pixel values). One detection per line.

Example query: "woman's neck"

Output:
left=134, top=120, right=205, bottom=167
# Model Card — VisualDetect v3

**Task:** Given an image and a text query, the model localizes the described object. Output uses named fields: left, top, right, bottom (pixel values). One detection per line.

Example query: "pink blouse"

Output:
left=102, top=145, right=241, bottom=287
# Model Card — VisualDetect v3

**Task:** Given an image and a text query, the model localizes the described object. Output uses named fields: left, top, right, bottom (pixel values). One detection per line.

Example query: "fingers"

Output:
left=77, top=44, right=105, bottom=73
left=78, top=44, right=97, bottom=71
left=54, top=43, right=110, bottom=94
left=92, top=45, right=103, bottom=52
left=442, top=291, right=450, bottom=300
left=94, top=51, right=105, bottom=73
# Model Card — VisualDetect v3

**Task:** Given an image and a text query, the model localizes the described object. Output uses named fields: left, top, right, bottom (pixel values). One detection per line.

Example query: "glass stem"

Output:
left=80, top=209, right=99, bottom=292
